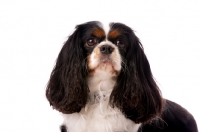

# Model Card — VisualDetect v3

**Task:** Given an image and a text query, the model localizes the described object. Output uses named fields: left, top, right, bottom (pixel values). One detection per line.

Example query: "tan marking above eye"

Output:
left=92, top=28, right=105, bottom=38
left=108, top=29, right=120, bottom=38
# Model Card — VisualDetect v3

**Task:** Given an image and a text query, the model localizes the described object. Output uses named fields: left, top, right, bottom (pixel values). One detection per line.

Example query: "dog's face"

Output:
left=46, top=21, right=163, bottom=123
left=76, top=21, right=135, bottom=78
left=82, top=22, right=128, bottom=77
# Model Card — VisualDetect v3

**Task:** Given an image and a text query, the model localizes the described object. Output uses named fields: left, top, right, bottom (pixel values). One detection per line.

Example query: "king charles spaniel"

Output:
left=46, top=21, right=198, bottom=132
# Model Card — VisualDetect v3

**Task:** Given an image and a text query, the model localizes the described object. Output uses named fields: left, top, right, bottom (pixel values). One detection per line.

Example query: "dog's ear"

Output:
left=46, top=26, right=88, bottom=114
left=110, top=26, right=163, bottom=123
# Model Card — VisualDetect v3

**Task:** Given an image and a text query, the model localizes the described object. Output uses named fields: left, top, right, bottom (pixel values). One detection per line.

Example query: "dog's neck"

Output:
left=87, top=69, right=117, bottom=93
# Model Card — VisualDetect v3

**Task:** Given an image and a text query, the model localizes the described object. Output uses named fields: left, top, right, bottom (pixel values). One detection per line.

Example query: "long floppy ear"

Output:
left=110, top=26, right=163, bottom=123
left=46, top=25, right=88, bottom=114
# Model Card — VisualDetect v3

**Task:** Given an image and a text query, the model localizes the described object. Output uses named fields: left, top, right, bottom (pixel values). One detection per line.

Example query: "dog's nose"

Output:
left=100, top=45, right=114, bottom=54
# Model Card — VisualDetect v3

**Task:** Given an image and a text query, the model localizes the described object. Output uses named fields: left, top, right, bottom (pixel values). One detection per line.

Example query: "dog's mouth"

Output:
left=88, top=54, right=121, bottom=77
left=98, top=56, right=114, bottom=69
left=100, top=55, right=113, bottom=63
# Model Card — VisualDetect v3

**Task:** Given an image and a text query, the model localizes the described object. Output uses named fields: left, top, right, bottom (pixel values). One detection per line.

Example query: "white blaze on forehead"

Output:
left=100, top=21, right=112, bottom=39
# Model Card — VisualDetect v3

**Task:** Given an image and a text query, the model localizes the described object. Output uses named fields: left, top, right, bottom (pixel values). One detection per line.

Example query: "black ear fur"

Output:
left=110, top=23, right=163, bottom=123
left=46, top=25, right=89, bottom=114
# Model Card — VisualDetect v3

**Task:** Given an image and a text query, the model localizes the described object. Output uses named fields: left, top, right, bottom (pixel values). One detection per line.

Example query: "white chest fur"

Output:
left=62, top=72, right=140, bottom=132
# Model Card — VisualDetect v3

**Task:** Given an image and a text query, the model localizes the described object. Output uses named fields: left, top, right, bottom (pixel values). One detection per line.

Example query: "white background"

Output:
left=0, top=0, right=199, bottom=131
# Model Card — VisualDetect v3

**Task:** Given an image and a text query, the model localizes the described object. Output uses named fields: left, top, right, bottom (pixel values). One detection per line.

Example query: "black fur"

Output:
left=139, top=100, right=198, bottom=132
left=60, top=125, right=67, bottom=132
left=110, top=23, right=163, bottom=123
left=46, top=21, right=104, bottom=114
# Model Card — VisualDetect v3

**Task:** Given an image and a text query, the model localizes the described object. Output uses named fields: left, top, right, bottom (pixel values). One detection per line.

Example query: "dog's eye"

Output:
left=86, top=38, right=97, bottom=46
left=115, top=39, right=124, bottom=47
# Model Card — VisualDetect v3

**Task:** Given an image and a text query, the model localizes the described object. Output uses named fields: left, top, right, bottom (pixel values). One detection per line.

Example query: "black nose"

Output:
left=100, top=45, right=114, bottom=54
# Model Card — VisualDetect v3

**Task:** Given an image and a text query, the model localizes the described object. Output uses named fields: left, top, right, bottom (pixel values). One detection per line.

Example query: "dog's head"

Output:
left=46, top=21, right=163, bottom=123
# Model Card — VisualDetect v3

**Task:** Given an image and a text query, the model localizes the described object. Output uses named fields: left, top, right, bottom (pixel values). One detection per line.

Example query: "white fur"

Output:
left=62, top=70, right=141, bottom=132
left=102, top=21, right=111, bottom=39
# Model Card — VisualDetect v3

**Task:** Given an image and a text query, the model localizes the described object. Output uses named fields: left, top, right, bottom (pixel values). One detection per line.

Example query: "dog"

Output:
left=46, top=21, right=198, bottom=132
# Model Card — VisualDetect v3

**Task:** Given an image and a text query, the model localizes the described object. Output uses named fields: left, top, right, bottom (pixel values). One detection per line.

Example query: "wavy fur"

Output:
left=110, top=23, right=163, bottom=123
left=46, top=24, right=89, bottom=114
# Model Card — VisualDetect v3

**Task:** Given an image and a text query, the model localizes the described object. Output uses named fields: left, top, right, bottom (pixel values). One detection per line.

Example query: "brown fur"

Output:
left=108, top=29, right=120, bottom=38
left=92, top=28, right=105, bottom=38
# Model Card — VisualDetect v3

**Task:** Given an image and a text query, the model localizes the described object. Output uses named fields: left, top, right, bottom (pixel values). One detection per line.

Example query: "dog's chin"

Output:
left=88, top=58, right=121, bottom=77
